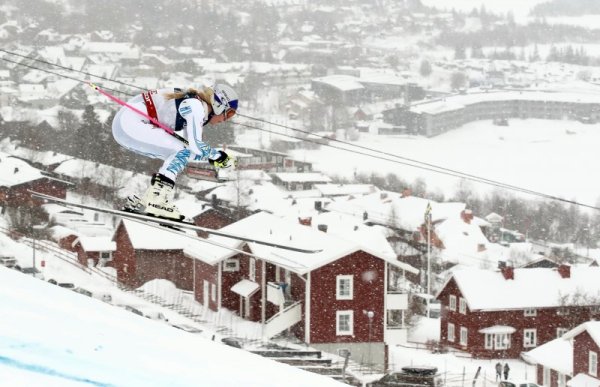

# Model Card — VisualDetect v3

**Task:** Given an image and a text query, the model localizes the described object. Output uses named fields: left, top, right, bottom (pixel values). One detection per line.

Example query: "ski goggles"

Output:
left=223, top=107, right=236, bottom=120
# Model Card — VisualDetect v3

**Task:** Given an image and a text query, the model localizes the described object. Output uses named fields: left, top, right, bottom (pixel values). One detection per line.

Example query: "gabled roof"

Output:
left=0, top=153, right=44, bottom=187
left=563, top=321, right=600, bottom=347
left=521, top=337, right=572, bottom=375
left=116, top=219, right=239, bottom=265
left=567, top=373, right=600, bottom=387
left=437, top=267, right=600, bottom=311
left=74, top=236, right=116, bottom=252
left=210, top=211, right=417, bottom=275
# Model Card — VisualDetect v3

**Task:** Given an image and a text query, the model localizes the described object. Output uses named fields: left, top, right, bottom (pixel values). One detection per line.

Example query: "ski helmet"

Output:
left=211, top=84, right=238, bottom=116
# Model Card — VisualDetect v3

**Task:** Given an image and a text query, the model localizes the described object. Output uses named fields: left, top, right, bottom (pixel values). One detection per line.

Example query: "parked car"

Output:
left=121, top=305, right=169, bottom=322
left=0, top=256, right=17, bottom=268
left=171, top=323, right=203, bottom=334
left=221, top=337, right=243, bottom=349
left=123, top=305, right=144, bottom=317
left=72, top=287, right=93, bottom=297
left=369, top=366, right=442, bottom=387
left=15, top=265, right=44, bottom=280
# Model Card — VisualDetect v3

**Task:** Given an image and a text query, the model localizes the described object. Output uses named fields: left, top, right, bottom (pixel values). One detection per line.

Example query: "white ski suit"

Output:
left=112, top=88, right=220, bottom=181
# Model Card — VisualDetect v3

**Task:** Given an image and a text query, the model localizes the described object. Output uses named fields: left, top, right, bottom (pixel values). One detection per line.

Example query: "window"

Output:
left=336, top=275, right=353, bottom=300
left=485, top=333, right=511, bottom=350
left=211, top=284, right=217, bottom=302
left=449, top=295, right=457, bottom=311
left=460, top=327, right=468, bottom=346
left=448, top=323, right=455, bottom=342
left=557, top=307, right=570, bottom=316
left=100, top=251, right=112, bottom=260
left=557, top=328, right=568, bottom=338
left=590, top=351, right=598, bottom=376
left=223, top=258, right=239, bottom=272
left=524, top=309, right=537, bottom=317
left=543, top=367, right=551, bottom=386
left=558, top=373, right=566, bottom=387
left=484, top=333, right=493, bottom=349
left=249, top=258, right=256, bottom=281
left=459, top=298, right=467, bottom=314
left=336, top=311, right=354, bottom=336
left=524, top=329, right=537, bottom=348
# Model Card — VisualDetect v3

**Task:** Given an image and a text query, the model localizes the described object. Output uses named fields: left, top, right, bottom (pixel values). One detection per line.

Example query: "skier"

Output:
left=111, top=84, right=238, bottom=220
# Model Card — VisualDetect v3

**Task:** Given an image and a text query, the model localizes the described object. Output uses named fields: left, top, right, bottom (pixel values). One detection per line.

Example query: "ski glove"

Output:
left=209, top=150, right=233, bottom=169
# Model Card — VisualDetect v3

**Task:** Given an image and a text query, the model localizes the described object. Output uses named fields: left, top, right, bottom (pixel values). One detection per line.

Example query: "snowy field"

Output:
left=274, top=119, right=600, bottom=207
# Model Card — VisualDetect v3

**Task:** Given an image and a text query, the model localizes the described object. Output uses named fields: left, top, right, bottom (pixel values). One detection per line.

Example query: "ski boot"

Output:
left=127, top=173, right=184, bottom=221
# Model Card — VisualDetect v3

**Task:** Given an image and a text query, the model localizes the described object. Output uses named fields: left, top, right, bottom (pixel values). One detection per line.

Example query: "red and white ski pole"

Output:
left=88, top=82, right=189, bottom=146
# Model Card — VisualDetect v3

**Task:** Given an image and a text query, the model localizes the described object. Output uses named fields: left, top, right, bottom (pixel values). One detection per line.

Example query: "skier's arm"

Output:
left=178, top=98, right=220, bottom=161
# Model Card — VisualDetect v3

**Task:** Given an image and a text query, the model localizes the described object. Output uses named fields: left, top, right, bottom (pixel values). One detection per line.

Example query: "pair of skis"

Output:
left=30, top=192, right=320, bottom=254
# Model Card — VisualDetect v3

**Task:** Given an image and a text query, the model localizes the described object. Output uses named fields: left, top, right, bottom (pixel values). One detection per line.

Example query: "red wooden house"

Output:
left=436, top=266, right=600, bottom=359
left=191, top=211, right=419, bottom=368
left=0, top=154, right=67, bottom=209
left=110, top=212, right=419, bottom=369
left=567, top=322, right=600, bottom=387
left=522, top=321, right=600, bottom=387
left=72, top=236, right=116, bottom=267
left=111, top=219, right=197, bottom=291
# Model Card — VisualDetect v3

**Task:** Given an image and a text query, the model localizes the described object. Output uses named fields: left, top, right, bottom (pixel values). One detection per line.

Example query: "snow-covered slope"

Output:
left=0, top=266, right=344, bottom=387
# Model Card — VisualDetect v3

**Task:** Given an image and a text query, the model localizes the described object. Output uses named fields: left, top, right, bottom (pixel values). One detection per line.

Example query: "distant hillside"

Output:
left=531, top=0, right=600, bottom=16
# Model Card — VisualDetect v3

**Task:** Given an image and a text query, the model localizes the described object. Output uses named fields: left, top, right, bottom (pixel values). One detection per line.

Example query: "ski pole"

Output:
left=88, top=82, right=189, bottom=146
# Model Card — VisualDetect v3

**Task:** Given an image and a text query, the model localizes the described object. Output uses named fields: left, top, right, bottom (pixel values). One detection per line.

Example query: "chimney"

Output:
left=317, top=224, right=328, bottom=233
left=558, top=264, right=571, bottom=279
left=501, top=266, right=514, bottom=280
left=315, top=201, right=322, bottom=212
left=363, top=211, right=368, bottom=221
left=461, top=209, right=473, bottom=224
left=14, top=167, right=19, bottom=174
left=211, top=194, right=219, bottom=208
left=298, top=217, right=312, bottom=226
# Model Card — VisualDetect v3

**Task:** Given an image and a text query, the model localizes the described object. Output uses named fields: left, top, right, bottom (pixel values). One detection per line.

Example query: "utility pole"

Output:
left=425, top=203, right=432, bottom=317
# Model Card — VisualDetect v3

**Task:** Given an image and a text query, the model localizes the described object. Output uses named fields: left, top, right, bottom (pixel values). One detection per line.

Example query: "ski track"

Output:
left=0, top=355, right=112, bottom=387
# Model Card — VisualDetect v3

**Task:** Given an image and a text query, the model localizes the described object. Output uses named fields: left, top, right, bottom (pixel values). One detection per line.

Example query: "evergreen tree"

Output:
left=419, top=59, right=433, bottom=77
left=76, top=105, right=103, bottom=161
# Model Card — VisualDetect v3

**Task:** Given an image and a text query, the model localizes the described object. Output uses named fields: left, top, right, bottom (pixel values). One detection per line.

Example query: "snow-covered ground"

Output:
left=390, top=344, right=535, bottom=387
left=267, top=118, right=600, bottom=207
left=0, top=265, right=345, bottom=387
left=396, top=316, right=536, bottom=387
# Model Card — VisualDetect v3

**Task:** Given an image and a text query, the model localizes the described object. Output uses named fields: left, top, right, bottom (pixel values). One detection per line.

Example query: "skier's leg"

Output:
left=112, top=104, right=190, bottom=219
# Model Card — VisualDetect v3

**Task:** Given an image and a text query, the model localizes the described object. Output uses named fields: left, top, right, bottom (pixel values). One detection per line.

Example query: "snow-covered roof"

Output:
left=75, top=236, right=116, bottom=252
left=521, top=338, right=572, bottom=375
left=411, top=90, right=600, bottom=115
left=0, top=153, right=44, bottom=187
left=204, top=181, right=289, bottom=213
left=478, top=325, right=516, bottom=334
left=439, top=267, right=600, bottom=311
left=326, top=192, right=465, bottom=231
left=314, top=183, right=378, bottom=197
left=313, top=74, right=364, bottom=91
left=231, top=279, right=260, bottom=297
left=568, top=373, right=600, bottom=387
left=210, top=211, right=417, bottom=275
left=563, top=321, right=600, bottom=347
left=273, top=172, right=332, bottom=183
left=118, top=219, right=239, bottom=265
